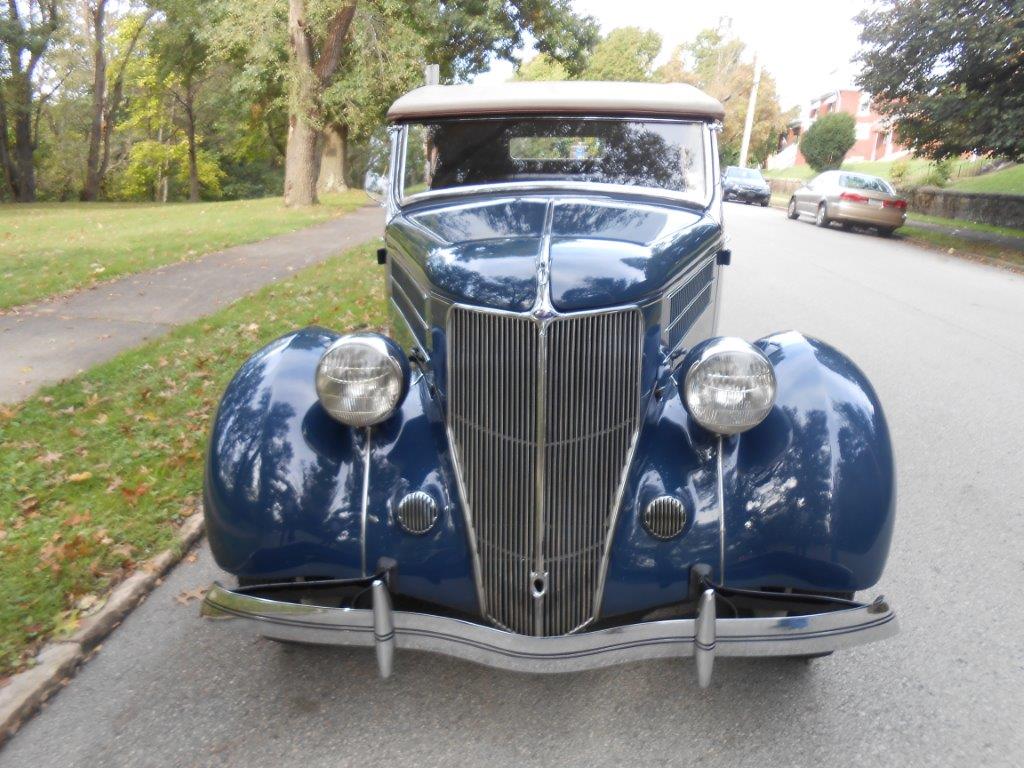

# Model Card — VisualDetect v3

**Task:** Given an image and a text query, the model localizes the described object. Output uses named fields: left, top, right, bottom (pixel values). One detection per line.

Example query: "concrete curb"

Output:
left=0, top=513, right=205, bottom=745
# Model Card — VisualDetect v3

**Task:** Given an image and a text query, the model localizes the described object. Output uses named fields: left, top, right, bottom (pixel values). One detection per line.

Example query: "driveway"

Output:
left=3, top=203, right=1022, bottom=767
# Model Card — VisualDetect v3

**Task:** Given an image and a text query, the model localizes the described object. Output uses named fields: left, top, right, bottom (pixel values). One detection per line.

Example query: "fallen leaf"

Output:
left=67, top=471, right=93, bottom=483
left=120, top=484, right=150, bottom=504
left=185, top=553, right=198, bottom=564
left=75, top=594, right=100, bottom=612
left=36, top=451, right=63, bottom=465
left=93, top=413, right=109, bottom=425
left=175, top=587, right=206, bottom=605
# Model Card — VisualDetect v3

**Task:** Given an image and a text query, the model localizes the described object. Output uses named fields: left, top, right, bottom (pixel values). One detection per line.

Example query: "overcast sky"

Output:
left=474, top=0, right=873, bottom=109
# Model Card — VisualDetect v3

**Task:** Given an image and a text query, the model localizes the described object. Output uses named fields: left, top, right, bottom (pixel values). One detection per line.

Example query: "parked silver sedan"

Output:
left=787, top=170, right=907, bottom=235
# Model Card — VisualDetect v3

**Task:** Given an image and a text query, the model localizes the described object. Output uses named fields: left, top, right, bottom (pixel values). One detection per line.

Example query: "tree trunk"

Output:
left=0, top=96, right=19, bottom=199
left=283, top=0, right=320, bottom=207
left=283, top=0, right=357, bottom=207
left=83, top=1, right=109, bottom=202
left=11, top=76, right=37, bottom=202
left=185, top=85, right=200, bottom=202
left=284, top=116, right=321, bottom=206
left=318, top=123, right=349, bottom=193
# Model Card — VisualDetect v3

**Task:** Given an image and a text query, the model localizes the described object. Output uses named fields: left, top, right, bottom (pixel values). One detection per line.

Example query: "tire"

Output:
left=815, top=202, right=830, bottom=227
left=787, top=198, right=799, bottom=219
left=761, top=199, right=770, bottom=207
left=877, top=226, right=896, bottom=237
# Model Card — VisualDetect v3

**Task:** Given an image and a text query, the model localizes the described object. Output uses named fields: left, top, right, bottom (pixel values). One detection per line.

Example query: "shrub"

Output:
left=800, top=113, right=856, bottom=171
left=889, top=158, right=912, bottom=190
left=921, top=158, right=953, bottom=188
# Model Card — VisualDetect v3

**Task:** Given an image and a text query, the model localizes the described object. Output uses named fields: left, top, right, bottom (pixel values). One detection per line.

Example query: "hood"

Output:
left=387, top=195, right=722, bottom=313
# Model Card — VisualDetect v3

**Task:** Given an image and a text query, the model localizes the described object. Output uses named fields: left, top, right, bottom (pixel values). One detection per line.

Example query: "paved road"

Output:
left=0, top=206, right=383, bottom=403
left=4, top=203, right=1023, bottom=767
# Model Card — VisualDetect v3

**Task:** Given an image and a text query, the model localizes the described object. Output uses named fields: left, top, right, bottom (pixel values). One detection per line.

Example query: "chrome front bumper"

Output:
left=201, top=581, right=898, bottom=687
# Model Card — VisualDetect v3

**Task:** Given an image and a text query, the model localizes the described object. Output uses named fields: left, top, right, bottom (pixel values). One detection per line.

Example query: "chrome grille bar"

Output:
left=447, top=305, right=642, bottom=636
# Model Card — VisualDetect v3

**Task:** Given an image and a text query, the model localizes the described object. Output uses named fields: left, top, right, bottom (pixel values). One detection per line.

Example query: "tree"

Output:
left=0, top=0, right=61, bottom=201
left=584, top=27, right=659, bottom=81
left=152, top=0, right=213, bottom=201
left=800, top=112, right=855, bottom=172
left=657, top=27, right=788, bottom=167
left=318, top=3, right=424, bottom=193
left=82, top=4, right=153, bottom=201
left=856, top=0, right=1024, bottom=161
left=215, top=0, right=597, bottom=207
left=514, top=52, right=568, bottom=81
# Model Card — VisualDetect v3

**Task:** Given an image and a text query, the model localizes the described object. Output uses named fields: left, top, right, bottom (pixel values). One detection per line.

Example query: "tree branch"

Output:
left=314, top=1, right=358, bottom=84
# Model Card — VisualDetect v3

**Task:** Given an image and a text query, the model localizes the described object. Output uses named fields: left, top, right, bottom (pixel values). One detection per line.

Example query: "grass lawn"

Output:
left=906, top=212, right=1024, bottom=239
left=0, top=191, right=367, bottom=311
left=899, top=226, right=1024, bottom=269
left=0, top=242, right=385, bottom=678
left=949, top=164, right=1024, bottom=195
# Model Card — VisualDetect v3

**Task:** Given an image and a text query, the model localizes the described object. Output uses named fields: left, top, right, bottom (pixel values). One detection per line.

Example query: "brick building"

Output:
left=766, top=87, right=910, bottom=170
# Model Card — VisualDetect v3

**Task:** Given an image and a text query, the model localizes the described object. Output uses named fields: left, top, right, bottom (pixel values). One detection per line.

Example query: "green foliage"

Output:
left=116, top=139, right=226, bottom=200
left=584, top=27, right=661, bottom=81
left=657, top=27, right=787, bottom=167
left=921, top=158, right=953, bottom=188
left=888, top=158, right=911, bottom=190
left=800, top=113, right=856, bottom=172
left=515, top=53, right=570, bottom=81
left=856, top=0, right=1024, bottom=161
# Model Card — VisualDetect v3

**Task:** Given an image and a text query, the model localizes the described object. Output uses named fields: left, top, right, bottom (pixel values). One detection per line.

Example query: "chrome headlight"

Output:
left=315, top=333, right=407, bottom=427
left=683, top=337, right=776, bottom=435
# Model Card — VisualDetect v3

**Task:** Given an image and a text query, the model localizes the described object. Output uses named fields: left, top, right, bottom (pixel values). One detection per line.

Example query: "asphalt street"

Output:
left=4, top=203, right=1023, bottom=767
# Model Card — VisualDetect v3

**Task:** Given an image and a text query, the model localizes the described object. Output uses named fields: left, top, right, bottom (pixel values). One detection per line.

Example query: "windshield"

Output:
left=725, top=167, right=763, bottom=181
left=401, top=118, right=707, bottom=201
left=840, top=174, right=894, bottom=194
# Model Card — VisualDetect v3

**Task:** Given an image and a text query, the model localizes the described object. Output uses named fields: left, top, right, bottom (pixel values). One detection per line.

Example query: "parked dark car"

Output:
left=722, top=165, right=771, bottom=206
left=201, top=81, right=898, bottom=687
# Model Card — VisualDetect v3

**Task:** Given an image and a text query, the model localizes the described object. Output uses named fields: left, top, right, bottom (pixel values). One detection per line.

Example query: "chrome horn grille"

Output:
left=447, top=305, right=643, bottom=636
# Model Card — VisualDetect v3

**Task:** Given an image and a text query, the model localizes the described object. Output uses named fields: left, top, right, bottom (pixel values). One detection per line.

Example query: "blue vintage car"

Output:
left=201, top=81, right=897, bottom=686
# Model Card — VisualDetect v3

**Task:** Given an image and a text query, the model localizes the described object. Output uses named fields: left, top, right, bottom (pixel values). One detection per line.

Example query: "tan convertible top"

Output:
left=387, top=81, right=725, bottom=122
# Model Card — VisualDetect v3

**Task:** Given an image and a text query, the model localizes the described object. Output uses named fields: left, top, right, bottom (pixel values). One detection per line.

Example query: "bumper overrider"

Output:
left=201, top=578, right=897, bottom=687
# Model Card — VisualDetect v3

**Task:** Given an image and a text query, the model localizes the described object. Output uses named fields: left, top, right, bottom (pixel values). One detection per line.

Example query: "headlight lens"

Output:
left=315, top=334, right=406, bottom=427
left=683, top=338, right=776, bottom=435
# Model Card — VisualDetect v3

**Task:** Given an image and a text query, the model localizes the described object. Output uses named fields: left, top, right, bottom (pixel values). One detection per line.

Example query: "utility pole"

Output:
left=738, top=53, right=762, bottom=168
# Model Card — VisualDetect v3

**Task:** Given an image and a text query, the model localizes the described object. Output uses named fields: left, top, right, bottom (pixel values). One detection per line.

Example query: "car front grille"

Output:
left=447, top=305, right=643, bottom=636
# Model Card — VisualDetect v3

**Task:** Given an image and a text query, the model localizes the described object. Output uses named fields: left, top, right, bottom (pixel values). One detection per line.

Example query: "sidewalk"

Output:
left=905, top=217, right=1024, bottom=251
left=0, top=206, right=383, bottom=404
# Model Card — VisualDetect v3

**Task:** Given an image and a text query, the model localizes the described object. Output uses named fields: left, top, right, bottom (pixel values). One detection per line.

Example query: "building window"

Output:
left=858, top=93, right=872, bottom=115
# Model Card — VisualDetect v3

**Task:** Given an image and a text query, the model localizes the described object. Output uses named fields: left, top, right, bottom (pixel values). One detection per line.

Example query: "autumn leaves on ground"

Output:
left=0, top=241, right=384, bottom=678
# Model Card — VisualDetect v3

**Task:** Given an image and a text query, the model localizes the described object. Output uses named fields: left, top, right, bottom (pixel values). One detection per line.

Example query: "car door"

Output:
left=795, top=174, right=821, bottom=214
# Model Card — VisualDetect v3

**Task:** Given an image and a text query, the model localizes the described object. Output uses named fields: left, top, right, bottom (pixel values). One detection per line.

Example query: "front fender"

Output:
left=727, top=331, right=895, bottom=590
left=203, top=327, right=479, bottom=616
left=600, top=331, right=895, bottom=619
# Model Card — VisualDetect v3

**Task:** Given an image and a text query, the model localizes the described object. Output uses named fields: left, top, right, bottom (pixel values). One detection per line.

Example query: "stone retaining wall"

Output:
left=905, top=188, right=1024, bottom=229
